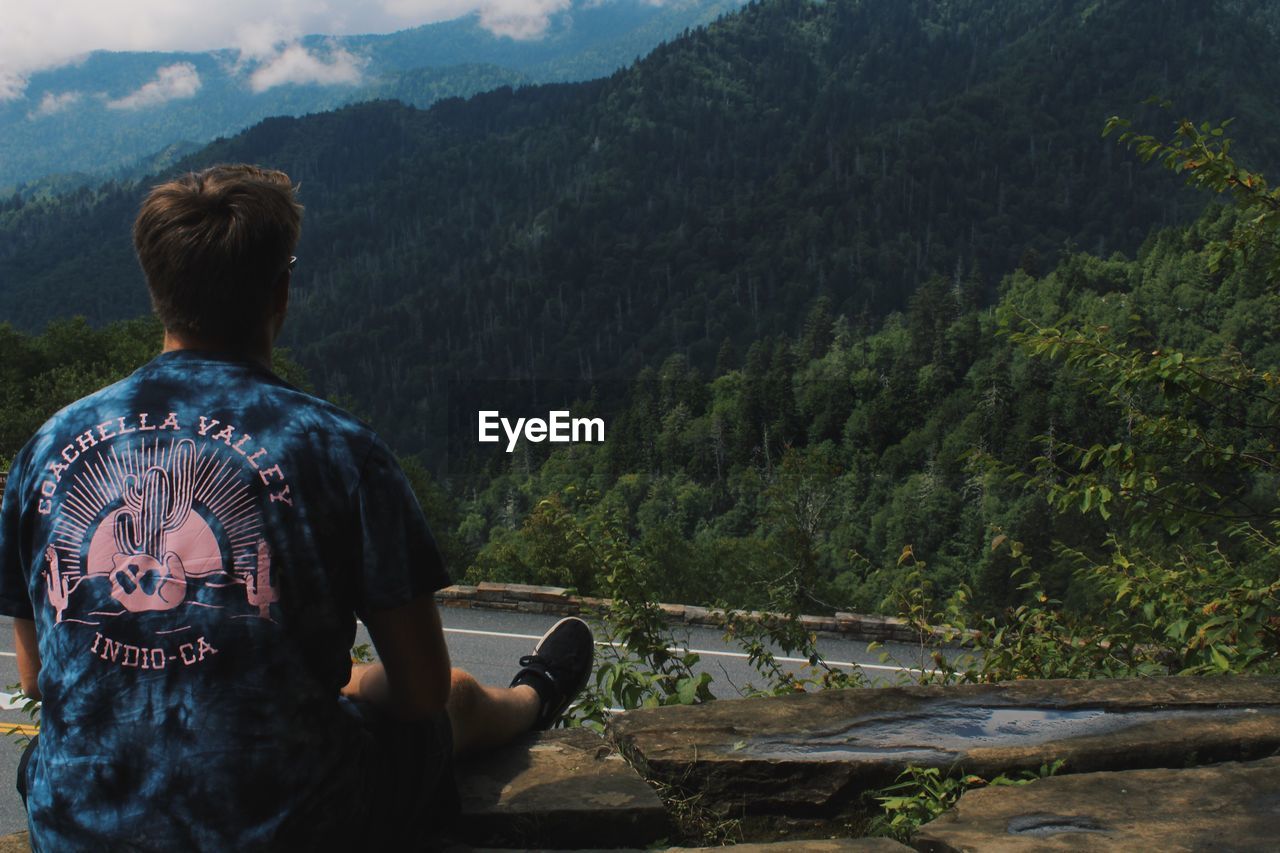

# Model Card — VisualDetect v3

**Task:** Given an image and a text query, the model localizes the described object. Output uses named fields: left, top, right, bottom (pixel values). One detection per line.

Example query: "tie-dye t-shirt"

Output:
left=0, top=350, right=451, bottom=851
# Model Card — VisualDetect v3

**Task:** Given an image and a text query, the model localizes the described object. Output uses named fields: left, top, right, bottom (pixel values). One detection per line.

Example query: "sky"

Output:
left=0, top=0, right=584, bottom=103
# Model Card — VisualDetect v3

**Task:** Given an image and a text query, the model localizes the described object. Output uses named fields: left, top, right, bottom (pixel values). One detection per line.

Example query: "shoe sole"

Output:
left=535, top=616, right=587, bottom=654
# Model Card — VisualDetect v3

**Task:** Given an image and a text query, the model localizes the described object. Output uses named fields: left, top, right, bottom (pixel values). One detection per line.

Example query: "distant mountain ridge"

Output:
left=0, top=0, right=745, bottom=191
left=2, top=0, right=1280, bottom=459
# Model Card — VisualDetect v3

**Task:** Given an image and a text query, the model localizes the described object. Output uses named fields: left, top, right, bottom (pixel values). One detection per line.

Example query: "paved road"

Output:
left=0, top=608, right=936, bottom=834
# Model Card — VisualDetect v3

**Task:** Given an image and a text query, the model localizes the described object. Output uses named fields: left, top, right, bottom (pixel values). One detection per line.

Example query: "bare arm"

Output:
left=341, top=596, right=451, bottom=720
left=13, top=618, right=40, bottom=702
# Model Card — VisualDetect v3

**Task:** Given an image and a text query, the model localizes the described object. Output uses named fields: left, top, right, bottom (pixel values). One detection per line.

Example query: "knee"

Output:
left=447, top=669, right=480, bottom=717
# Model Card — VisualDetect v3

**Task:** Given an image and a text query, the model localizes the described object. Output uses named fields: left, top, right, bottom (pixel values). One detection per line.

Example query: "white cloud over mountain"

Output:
left=106, top=63, right=202, bottom=110
left=1, top=73, right=31, bottom=103
left=29, top=90, right=84, bottom=119
left=248, top=44, right=366, bottom=92
left=478, top=0, right=575, bottom=39
left=383, top=0, right=573, bottom=40
left=0, top=0, right=592, bottom=101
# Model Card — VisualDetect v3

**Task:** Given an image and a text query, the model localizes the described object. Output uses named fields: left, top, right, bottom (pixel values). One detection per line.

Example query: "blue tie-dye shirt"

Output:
left=0, top=350, right=450, bottom=851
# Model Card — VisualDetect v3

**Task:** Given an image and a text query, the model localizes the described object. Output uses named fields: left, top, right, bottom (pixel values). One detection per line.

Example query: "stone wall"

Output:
left=436, top=581, right=933, bottom=644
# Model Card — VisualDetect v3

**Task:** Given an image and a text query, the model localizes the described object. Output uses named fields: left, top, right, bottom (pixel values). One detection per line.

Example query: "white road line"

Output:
left=444, top=627, right=542, bottom=641
left=442, top=627, right=938, bottom=675
left=0, top=628, right=940, bottom=674
left=679, top=645, right=939, bottom=675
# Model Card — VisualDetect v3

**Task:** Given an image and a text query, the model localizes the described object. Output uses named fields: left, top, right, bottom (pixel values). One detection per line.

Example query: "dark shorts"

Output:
left=17, top=705, right=460, bottom=848
left=15, top=735, right=34, bottom=809
left=347, top=699, right=461, bottom=848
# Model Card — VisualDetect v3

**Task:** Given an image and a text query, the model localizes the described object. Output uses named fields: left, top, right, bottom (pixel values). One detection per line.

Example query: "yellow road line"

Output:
left=4, top=723, right=38, bottom=736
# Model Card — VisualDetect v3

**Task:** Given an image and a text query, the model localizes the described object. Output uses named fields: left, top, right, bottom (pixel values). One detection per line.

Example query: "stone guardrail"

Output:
left=435, top=581, right=938, bottom=646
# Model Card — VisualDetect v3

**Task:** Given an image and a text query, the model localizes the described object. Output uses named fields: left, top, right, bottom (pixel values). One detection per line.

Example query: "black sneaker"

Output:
left=510, top=617, right=595, bottom=730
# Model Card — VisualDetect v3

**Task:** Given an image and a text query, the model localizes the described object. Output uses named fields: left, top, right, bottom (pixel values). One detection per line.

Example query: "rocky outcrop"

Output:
left=913, top=756, right=1280, bottom=852
left=4, top=677, right=1275, bottom=849
left=608, top=677, right=1280, bottom=816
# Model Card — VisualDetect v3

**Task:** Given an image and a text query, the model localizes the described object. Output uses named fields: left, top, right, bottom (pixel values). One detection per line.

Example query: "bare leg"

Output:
left=446, top=668, right=540, bottom=755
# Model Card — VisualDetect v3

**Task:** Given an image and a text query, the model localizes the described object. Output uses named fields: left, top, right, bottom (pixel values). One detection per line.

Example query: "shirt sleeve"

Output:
left=351, top=438, right=451, bottom=615
left=0, top=455, right=35, bottom=620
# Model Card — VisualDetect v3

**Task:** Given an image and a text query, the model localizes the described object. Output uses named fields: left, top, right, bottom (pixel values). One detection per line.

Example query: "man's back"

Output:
left=0, top=349, right=448, bottom=849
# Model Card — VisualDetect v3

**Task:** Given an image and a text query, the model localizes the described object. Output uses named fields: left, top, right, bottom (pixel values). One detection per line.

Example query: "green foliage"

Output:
left=494, top=491, right=713, bottom=731
left=893, top=538, right=1280, bottom=682
left=400, top=456, right=476, bottom=575
left=444, top=116, right=1280, bottom=699
left=4, top=682, right=41, bottom=746
left=888, top=320, right=1280, bottom=680
left=457, top=190, right=1280, bottom=617
left=476, top=488, right=866, bottom=730
left=1106, top=108, right=1280, bottom=284
left=886, top=114, right=1280, bottom=683
left=0, top=317, right=319, bottom=468
left=866, top=761, right=1064, bottom=842
left=720, top=606, right=866, bottom=696
left=0, top=316, right=163, bottom=465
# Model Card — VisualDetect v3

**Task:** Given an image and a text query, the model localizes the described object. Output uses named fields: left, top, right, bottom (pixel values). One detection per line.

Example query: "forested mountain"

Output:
left=3, top=0, right=1280, bottom=461
left=0, top=0, right=745, bottom=190
left=460, top=198, right=1280, bottom=614
left=5, top=194, right=1275, bottom=621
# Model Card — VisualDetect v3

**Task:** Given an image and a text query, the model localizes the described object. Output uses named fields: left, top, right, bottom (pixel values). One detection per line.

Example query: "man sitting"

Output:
left=0, top=164, right=595, bottom=850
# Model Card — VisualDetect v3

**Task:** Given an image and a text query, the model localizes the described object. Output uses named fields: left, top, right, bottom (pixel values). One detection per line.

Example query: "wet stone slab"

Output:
left=913, top=756, right=1280, bottom=852
left=454, top=728, right=670, bottom=849
left=739, top=705, right=1254, bottom=764
left=607, top=677, right=1280, bottom=816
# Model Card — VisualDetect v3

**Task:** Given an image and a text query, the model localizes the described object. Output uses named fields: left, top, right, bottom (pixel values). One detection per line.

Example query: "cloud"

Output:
left=28, top=90, right=83, bottom=118
left=248, top=44, right=366, bottom=92
left=232, top=20, right=296, bottom=64
left=0, top=1, right=591, bottom=96
left=106, top=63, right=202, bottom=110
left=477, top=0, right=575, bottom=40
left=0, top=71, right=29, bottom=102
left=382, top=0, right=574, bottom=40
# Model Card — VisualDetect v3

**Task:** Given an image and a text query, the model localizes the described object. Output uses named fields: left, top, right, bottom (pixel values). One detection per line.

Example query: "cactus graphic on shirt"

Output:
left=245, top=539, right=279, bottom=619
left=115, top=439, right=194, bottom=555
left=108, top=439, right=195, bottom=612
left=45, top=545, right=71, bottom=624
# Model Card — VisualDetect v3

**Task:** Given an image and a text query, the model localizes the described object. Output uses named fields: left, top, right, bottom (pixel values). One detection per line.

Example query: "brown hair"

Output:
left=133, top=164, right=302, bottom=345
